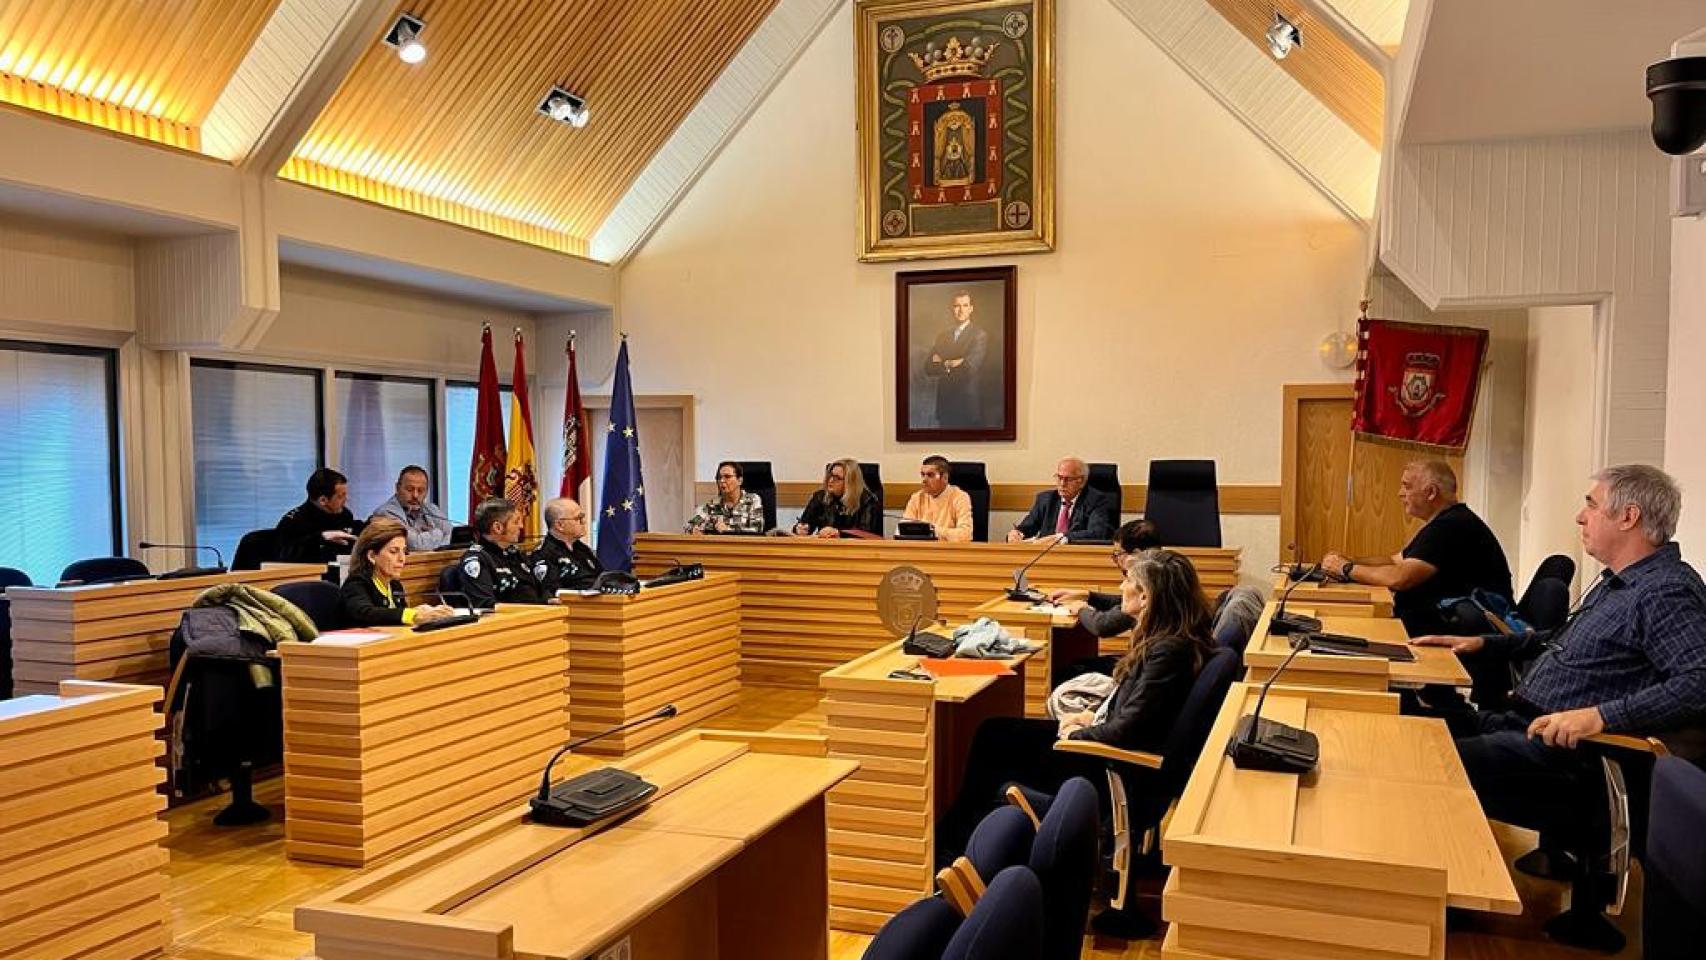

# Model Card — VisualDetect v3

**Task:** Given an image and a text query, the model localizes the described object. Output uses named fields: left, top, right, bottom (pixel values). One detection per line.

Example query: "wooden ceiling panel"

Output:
left=0, top=0, right=283, bottom=147
left=285, top=0, right=780, bottom=255
left=1201, top=0, right=1384, bottom=147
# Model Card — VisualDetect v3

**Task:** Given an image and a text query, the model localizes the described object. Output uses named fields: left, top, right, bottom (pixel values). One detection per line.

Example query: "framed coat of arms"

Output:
left=855, top=0, right=1055, bottom=262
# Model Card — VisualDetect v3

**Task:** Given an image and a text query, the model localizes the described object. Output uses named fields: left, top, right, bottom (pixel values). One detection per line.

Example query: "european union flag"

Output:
left=596, top=340, right=648, bottom=570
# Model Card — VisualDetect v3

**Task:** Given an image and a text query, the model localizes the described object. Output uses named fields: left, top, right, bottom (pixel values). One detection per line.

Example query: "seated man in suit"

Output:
left=530, top=497, right=604, bottom=594
left=368, top=464, right=454, bottom=551
left=1435, top=466, right=1706, bottom=897
left=455, top=497, right=549, bottom=609
left=275, top=468, right=359, bottom=564
left=1321, top=459, right=1513, bottom=637
left=1006, top=457, right=1117, bottom=543
left=902, top=454, right=973, bottom=542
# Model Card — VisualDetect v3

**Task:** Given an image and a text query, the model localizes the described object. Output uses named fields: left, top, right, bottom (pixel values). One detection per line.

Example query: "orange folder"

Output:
left=918, top=658, right=1014, bottom=678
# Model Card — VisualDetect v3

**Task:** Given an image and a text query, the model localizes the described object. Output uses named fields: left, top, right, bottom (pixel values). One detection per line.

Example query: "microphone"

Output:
left=888, top=511, right=936, bottom=541
left=644, top=557, right=704, bottom=588
left=1007, top=533, right=1067, bottom=602
left=434, top=589, right=487, bottom=615
left=530, top=705, right=679, bottom=827
left=140, top=541, right=227, bottom=579
left=1225, top=636, right=1321, bottom=774
left=1269, top=554, right=1323, bottom=636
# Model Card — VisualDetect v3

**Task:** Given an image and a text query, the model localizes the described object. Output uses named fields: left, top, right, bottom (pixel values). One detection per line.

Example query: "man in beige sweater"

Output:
left=902, top=454, right=974, bottom=542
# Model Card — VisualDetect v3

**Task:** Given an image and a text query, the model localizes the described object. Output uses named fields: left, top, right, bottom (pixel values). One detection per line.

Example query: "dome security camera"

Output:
left=1648, top=28, right=1706, bottom=156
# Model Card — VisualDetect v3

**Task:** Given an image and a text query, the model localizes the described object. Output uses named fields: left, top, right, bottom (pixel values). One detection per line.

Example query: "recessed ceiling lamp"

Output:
left=1266, top=12, right=1302, bottom=60
left=538, top=86, right=590, bottom=128
left=384, top=14, right=427, bottom=65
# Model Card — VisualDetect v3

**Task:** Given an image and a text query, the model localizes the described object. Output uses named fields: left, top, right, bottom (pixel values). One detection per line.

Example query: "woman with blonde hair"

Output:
left=934, top=548, right=1217, bottom=864
left=792, top=458, right=881, bottom=537
left=338, top=519, right=456, bottom=627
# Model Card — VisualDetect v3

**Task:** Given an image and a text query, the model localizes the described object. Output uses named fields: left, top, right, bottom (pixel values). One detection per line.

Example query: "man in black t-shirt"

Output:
left=1321, top=460, right=1513, bottom=636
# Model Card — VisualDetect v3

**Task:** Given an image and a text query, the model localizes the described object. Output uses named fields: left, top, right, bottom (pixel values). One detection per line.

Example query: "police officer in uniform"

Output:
left=531, top=497, right=604, bottom=595
left=456, top=498, right=549, bottom=609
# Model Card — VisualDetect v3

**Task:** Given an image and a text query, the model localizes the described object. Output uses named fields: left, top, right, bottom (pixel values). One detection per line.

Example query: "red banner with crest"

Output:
left=1351, top=318, right=1488, bottom=451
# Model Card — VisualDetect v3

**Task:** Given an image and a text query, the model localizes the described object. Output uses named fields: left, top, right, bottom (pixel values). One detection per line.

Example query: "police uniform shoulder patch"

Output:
left=462, top=556, right=482, bottom=578
left=533, top=561, right=549, bottom=581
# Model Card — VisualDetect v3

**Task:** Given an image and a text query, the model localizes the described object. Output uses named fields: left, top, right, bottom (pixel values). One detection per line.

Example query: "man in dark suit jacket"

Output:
left=924, top=290, right=989, bottom=428
left=1007, top=457, right=1118, bottom=543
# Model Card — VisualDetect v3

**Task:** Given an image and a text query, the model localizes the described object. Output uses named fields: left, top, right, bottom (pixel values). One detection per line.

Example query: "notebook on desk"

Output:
left=1292, top=631, right=1416, bottom=662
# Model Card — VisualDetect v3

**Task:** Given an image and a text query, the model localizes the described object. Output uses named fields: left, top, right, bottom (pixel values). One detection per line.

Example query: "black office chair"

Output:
left=272, top=580, right=347, bottom=633
left=734, top=460, right=778, bottom=532
left=232, top=529, right=279, bottom=571
left=1532, top=553, right=1577, bottom=588
left=58, top=556, right=150, bottom=585
left=860, top=462, right=885, bottom=535
left=437, top=564, right=464, bottom=605
left=0, top=566, right=32, bottom=700
left=1142, top=459, right=1221, bottom=547
left=1087, top=462, right=1123, bottom=529
left=1519, top=555, right=1575, bottom=630
left=949, top=461, right=990, bottom=542
left=1646, top=755, right=1706, bottom=959
left=865, top=866, right=1045, bottom=960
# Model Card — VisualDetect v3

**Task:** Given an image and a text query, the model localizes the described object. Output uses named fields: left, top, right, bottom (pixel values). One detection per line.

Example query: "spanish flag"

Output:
left=504, top=330, right=540, bottom=540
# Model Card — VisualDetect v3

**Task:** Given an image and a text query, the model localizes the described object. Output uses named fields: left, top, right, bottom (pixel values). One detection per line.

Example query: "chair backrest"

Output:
left=943, top=866, right=1044, bottom=960
left=862, top=894, right=962, bottom=960
left=964, top=805, right=1035, bottom=880
left=59, top=556, right=150, bottom=586
left=1087, top=462, right=1123, bottom=522
left=734, top=460, right=778, bottom=532
left=0, top=566, right=29, bottom=700
left=438, top=563, right=463, bottom=604
left=232, top=529, right=279, bottom=571
left=860, top=462, right=885, bottom=534
left=1646, top=755, right=1706, bottom=959
left=1157, top=647, right=1240, bottom=790
left=1028, top=776, right=1101, bottom=960
left=1143, top=459, right=1221, bottom=547
left=948, top=461, right=990, bottom=542
left=1531, top=553, right=1577, bottom=587
left=1518, top=577, right=1571, bottom=632
left=272, top=580, right=347, bottom=633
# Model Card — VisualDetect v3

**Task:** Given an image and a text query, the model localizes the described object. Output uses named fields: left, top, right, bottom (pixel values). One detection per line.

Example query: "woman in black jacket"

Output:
left=934, top=548, right=1217, bottom=865
left=339, top=520, right=455, bottom=627
left=791, top=458, right=881, bottom=537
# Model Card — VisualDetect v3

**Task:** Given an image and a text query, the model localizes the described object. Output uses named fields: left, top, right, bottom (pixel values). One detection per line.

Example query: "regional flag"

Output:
left=1352, top=317, right=1488, bottom=451
left=468, top=325, right=508, bottom=522
left=559, top=337, right=591, bottom=499
left=504, top=330, right=540, bottom=539
left=595, top=340, right=647, bottom=571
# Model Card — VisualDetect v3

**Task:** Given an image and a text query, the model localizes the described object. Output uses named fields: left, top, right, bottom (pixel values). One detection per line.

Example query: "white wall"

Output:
left=615, top=0, right=1369, bottom=568
left=1667, top=215, right=1706, bottom=562
left=1522, top=305, right=1596, bottom=591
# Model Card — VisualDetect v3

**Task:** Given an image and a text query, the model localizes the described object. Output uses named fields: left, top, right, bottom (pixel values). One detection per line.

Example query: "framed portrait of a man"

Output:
left=856, top=0, right=1055, bottom=262
left=896, top=265, right=1016, bottom=441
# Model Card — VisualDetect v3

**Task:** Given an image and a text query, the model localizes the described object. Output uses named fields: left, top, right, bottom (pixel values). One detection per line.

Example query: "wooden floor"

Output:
left=162, top=685, right=1642, bottom=960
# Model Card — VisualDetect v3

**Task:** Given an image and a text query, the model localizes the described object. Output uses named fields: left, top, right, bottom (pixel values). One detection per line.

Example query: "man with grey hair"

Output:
left=530, top=497, right=604, bottom=594
left=1322, top=458, right=1512, bottom=636
left=1007, top=456, right=1118, bottom=543
left=1425, top=465, right=1706, bottom=944
left=369, top=465, right=454, bottom=551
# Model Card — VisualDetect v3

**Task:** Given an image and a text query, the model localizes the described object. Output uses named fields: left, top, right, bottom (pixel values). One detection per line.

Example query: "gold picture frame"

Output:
left=855, top=0, right=1055, bottom=262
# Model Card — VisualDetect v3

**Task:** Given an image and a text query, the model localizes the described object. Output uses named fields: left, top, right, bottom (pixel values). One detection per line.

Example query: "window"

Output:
left=443, top=381, right=511, bottom=525
left=335, top=373, right=437, bottom=519
left=0, top=341, right=119, bottom=584
left=190, top=361, right=323, bottom=565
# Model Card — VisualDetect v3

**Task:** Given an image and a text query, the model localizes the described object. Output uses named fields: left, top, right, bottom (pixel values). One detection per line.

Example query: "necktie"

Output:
left=1055, top=498, right=1072, bottom=536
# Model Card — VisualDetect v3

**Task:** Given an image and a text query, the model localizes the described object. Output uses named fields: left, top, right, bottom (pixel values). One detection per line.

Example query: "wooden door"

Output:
left=1281, top=385, right=1355, bottom=563
left=1340, top=437, right=1464, bottom=558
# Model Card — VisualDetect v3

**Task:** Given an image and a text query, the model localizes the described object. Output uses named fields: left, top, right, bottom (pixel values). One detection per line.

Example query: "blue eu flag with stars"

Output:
left=596, top=340, right=647, bottom=571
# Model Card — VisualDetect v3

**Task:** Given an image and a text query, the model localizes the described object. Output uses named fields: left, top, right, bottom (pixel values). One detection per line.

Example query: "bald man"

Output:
left=1007, top=457, right=1118, bottom=543
left=530, top=497, right=605, bottom=594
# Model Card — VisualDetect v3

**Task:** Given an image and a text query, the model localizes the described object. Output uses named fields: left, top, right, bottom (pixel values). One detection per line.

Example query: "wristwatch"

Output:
left=1339, top=561, right=1356, bottom=581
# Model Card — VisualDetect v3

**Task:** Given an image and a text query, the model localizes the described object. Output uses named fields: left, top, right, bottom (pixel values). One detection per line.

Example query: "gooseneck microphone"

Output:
left=1269, top=558, right=1323, bottom=636
left=1007, top=533, right=1068, bottom=602
left=140, top=541, right=227, bottom=579
left=1225, top=636, right=1320, bottom=774
left=530, top=705, right=679, bottom=827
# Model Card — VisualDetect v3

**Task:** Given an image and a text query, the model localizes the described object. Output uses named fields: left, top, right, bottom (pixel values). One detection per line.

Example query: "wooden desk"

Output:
left=633, top=533, right=1239, bottom=688
left=558, top=572, right=742, bottom=756
left=1162, top=682, right=1520, bottom=960
left=398, top=548, right=463, bottom=605
left=969, top=596, right=1098, bottom=718
left=7, top=564, right=325, bottom=694
left=276, top=606, right=571, bottom=866
left=296, top=730, right=856, bottom=960
left=2, top=681, right=168, bottom=960
left=1243, top=601, right=1470, bottom=691
left=1271, top=573, right=1395, bottom=617
left=820, top=639, right=1030, bottom=933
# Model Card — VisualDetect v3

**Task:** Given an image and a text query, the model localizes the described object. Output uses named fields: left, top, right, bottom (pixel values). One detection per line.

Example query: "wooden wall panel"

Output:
left=0, top=682, right=168, bottom=960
